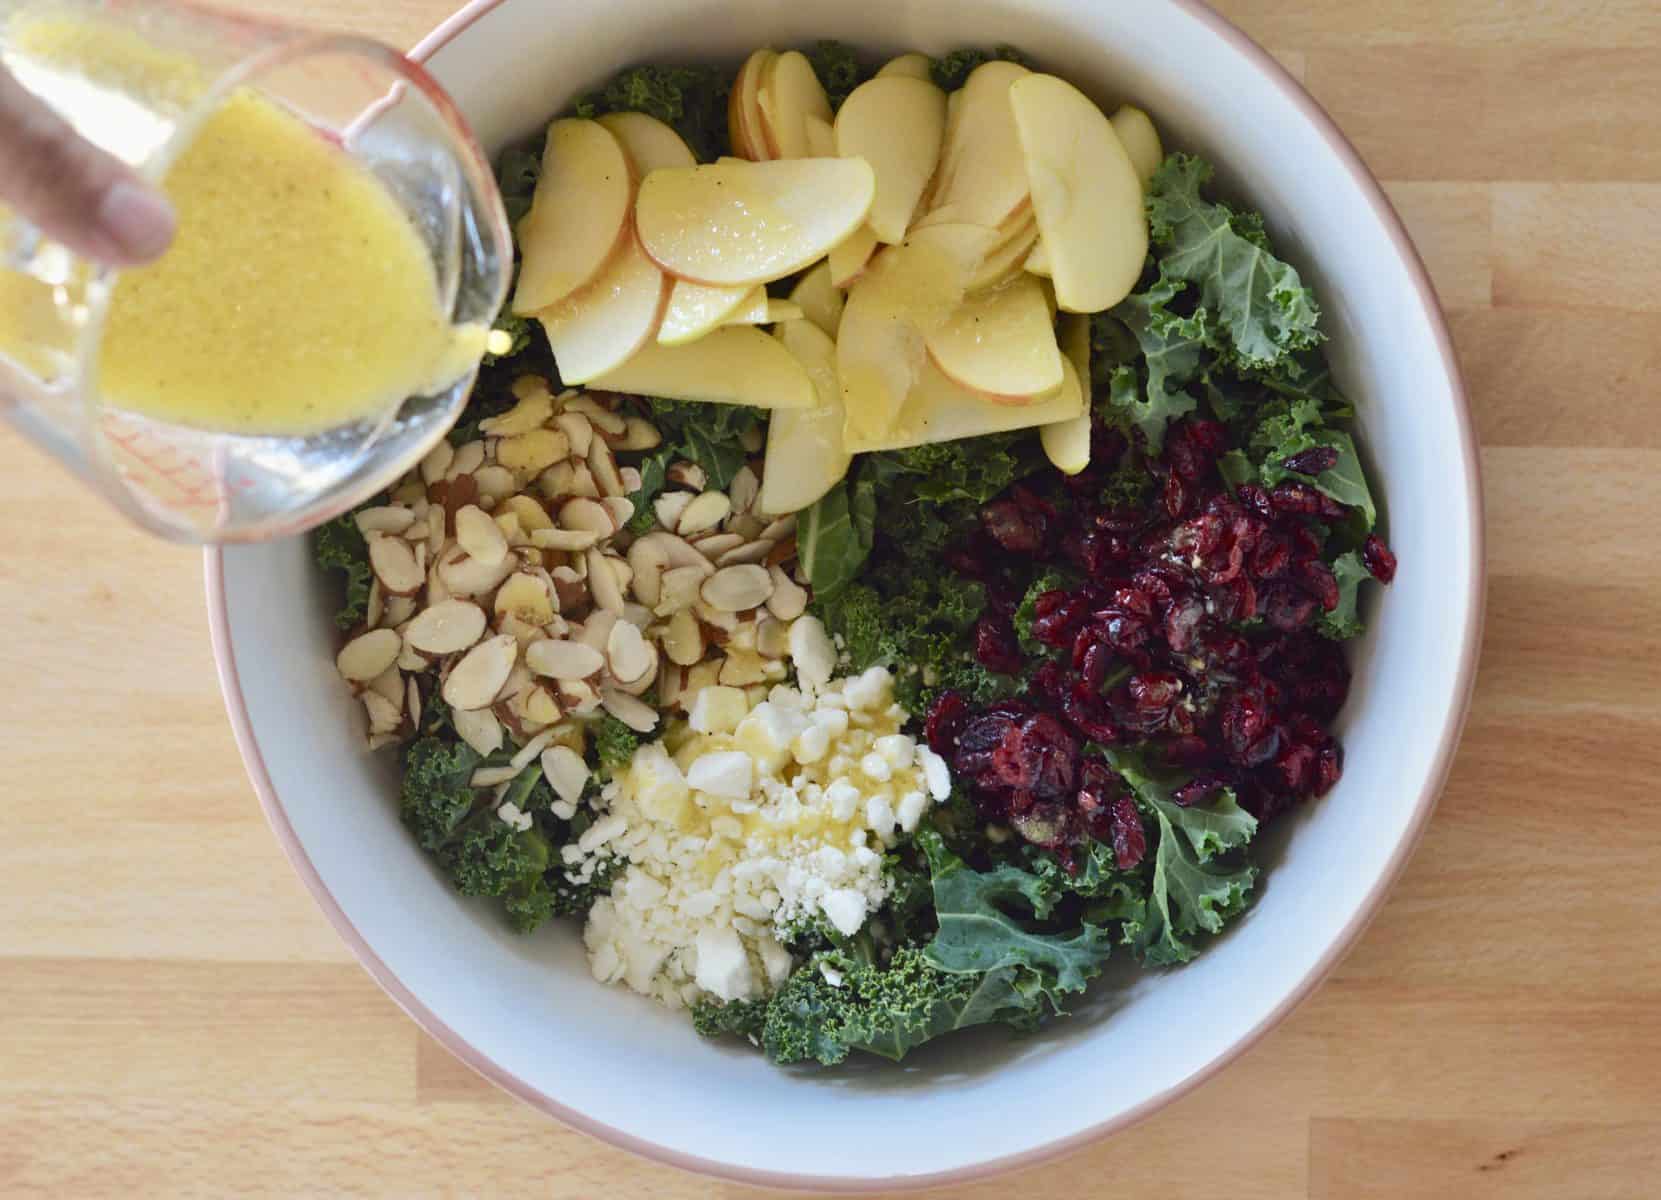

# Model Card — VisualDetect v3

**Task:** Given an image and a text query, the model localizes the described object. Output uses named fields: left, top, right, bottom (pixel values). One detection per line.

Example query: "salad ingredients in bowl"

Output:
left=316, top=42, right=1396, bottom=1069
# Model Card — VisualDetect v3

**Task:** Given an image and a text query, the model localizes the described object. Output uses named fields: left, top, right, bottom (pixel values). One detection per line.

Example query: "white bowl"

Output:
left=209, top=0, right=1483, bottom=1188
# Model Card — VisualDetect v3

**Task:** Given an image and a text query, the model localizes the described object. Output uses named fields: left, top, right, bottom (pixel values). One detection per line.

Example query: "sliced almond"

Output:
left=760, top=515, right=798, bottom=542
left=765, top=566, right=808, bottom=620
left=366, top=732, right=401, bottom=751
left=667, top=462, right=706, bottom=490
left=365, top=578, right=384, bottom=629
left=658, top=661, right=685, bottom=709
left=559, top=497, right=615, bottom=537
left=455, top=504, right=509, bottom=567
left=718, top=649, right=770, bottom=686
left=526, top=638, right=606, bottom=680
left=406, top=676, right=422, bottom=728
left=602, top=496, right=635, bottom=530
left=680, top=659, right=723, bottom=710
left=470, top=765, right=522, bottom=789
left=502, top=494, right=555, bottom=534
left=655, top=565, right=709, bottom=615
left=622, top=601, right=654, bottom=630
left=691, top=531, right=745, bottom=560
left=479, top=383, right=555, bottom=436
left=404, top=598, right=487, bottom=656
left=436, top=543, right=517, bottom=598
left=557, top=677, right=602, bottom=715
left=568, top=462, right=601, bottom=499
left=662, top=607, right=705, bottom=666
left=717, top=539, right=773, bottom=567
left=337, top=629, right=402, bottom=686
left=368, top=535, right=423, bottom=596
left=541, top=745, right=590, bottom=807
left=384, top=595, right=417, bottom=628
left=494, top=572, right=557, bottom=625
left=356, top=505, right=415, bottom=537
left=627, top=535, right=672, bottom=608
left=550, top=565, right=588, bottom=612
left=392, top=477, right=425, bottom=507
left=586, top=547, right=625, bottom=614
left=494, top=660, right=534, bottom=708
left=702, top=564, right=774, bottom=612
left=538, top=460, right=577, bottom=501
left=755, top=615, right=791, bottom=658
left=442, top=634, right=518, bottom=711
left=588, top=438, right=625, bottom=498
left=575, top=609, right=618, bottom=655
left=497, top=612, right=545, bottom=647
left=522, top=686, right=564, bottom=729
left=606, top=619, right=655, bottom=685
left=616, top=646, right=658, bottom=695
left=694, top=600, right=740, bottom=633
left=447, top=440, right=486, bottom=480
left=677, top=491, right=732, bottom=536
left=654, top=491, right=695, bottom=530
left=727, top=513, right=767, bottom=542
left=362, top=690, right=403, bottom=734
left=420, top=440, right=455, bottom=486
left=453, top=706, right=505, bottom=757
left=599, top=686, right=659, bottom=733
left=494, top=510, right=526, bottom=546
left=617, top=417, right=662, bottom=451
left=728, top=465, right=760, bottom=515
left=426, top=506, right=445, bottom=556
left=554, top=412, right=593, bottom=459
left=607, top=555, right=634, bottom=595
left=473, top=465, right=518, bottom=504
left=619, top=466, right=643, bottom=494
left=531, top=527, right=601, bottom=553
left=565, top=394, right=627, bottom=436
left=498, top=428, right=571, bottom=477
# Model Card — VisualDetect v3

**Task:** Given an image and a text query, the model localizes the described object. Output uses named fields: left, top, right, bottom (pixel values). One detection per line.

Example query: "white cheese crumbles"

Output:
left=565, top=647, right=952, bottom=1008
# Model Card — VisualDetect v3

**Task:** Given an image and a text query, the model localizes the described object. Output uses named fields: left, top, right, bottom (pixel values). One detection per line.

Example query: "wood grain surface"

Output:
left=3, top=1, right=1658, bottom=1196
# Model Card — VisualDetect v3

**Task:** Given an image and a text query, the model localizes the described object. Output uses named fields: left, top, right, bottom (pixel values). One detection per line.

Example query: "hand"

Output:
left=0, top=63, right=175, bottom=266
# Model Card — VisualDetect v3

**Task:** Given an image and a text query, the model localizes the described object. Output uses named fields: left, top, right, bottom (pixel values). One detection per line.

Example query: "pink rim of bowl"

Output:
left=206, top=0, right=1486, bottom=1190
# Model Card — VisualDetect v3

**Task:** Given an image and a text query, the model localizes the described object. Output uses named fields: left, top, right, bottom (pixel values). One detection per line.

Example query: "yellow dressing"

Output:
left=94, top=89, right=481, bottom=436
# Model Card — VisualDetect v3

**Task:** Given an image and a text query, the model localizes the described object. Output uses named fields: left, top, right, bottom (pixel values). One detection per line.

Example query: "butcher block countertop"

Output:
left=3, top=1, right=1658, bottom=1196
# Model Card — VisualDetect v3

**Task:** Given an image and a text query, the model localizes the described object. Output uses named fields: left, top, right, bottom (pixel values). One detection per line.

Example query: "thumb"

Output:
left=0, top=64, right=176, bottom=267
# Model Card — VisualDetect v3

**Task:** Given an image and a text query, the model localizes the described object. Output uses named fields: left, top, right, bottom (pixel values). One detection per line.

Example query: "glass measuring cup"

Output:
left=0, top=0, right=511, bottom=542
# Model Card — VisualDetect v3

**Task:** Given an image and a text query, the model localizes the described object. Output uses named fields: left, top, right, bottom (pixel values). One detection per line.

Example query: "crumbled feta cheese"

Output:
left=788, top=615, right=836, bottom=690
left=820, top=888, right=869, bottom=937
left=860, top=751, right=893, bottom=782
left=496, top=801, right=533, bottom=832
left=896, top=789, right=928, bottom=833
left=917, top=746, right=952, bottom=801
left=843, top=667, right=889, bottom=712
left=819, top=961, right=845, bottom=987
left=687, top=750, right=753, bottom=801
left=693, top=927, right=754, bottom=1002
left=874, top=734, right=915, bottom=770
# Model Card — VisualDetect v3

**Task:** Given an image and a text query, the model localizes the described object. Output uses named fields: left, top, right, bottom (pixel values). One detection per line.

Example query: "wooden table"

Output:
left=4, top=1, right=1659, bottom=1195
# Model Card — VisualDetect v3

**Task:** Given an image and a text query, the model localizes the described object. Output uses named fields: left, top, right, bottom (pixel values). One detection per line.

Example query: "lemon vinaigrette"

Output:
left=95, top=88, right=486, bottom=436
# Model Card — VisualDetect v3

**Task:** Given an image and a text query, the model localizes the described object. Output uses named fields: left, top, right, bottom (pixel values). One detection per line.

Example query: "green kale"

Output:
left=399, top=737, right=484, bottom=852
left=1110, top=753, right=1258, bottom=966
left=1317, top=550, right=1371, bottom=640
left=313, top=511, right=372, bottom=630
left=1110, top=273, right=1204, bottom=450
left=634, top=396, right=761, bottom=491
left=572, top=64, right=733, bottom=163
left=692, top=996, right=768, bottom=1041
left=878, top=431, right=1043, bottom=505
left=798, top=476, right=877, bottom=601
left=623, top=443, right=677, bottom=536
left=920, top=830, right=1115, bottom=1007
left=1100, top=451, right=1155, bottom=509
left=495, top=144, right=541, bottom=225
left=760, top=947, right=1044, bottom=1066
left=483, top=312, right=535, bottom=365
left=805, top=40, right=864, bottom=110
left=591, top=714, right=642, bottom=773
left=930, top=45, right=1030, bottom=91
left=449, top=821, right=550, bottom=901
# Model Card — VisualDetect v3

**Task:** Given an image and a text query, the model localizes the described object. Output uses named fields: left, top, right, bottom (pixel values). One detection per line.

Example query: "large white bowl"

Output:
left=208, top=0, right=1483, bottom=1188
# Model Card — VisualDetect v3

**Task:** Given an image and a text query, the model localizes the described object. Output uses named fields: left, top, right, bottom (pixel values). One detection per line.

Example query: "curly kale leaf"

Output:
left=634, top=396, right=760, bottom=491
left=1317, top=550, right=1372, bottom=641
left=591, top=714, right=642, bottom=774
left=929, top=45, right=1031, bottom=91
left=313, top=512, right=373, bottom=631
left=572, top=64, right=732, bottom=162
left=1110, top=272, right=1205, bottom=451
left=496, top=144, right=541, bottom=225
left=921, top=831, right=1115, bottom=1007
left=759, top=948, right=1044, bottom=1066
left=1013, top=568, right=1077, bottom=658
left=805, top=40, right=864, bottom=110
left=399, top=737, right=484, bottom=852
left=1109, top=753, right=1258, bottom=966
left=798, top=477, right=877, bottom=601
left=692, top=997, right=769, bottom=1042
left=1144, top=153, right=1324, bottom=369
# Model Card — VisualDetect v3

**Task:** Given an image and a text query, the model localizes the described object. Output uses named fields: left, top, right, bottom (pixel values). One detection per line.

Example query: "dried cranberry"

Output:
left=1280, top=446, right=1340, bottom=476
left=1219, top=687, right=1274, bottom=764
left=974, top=614, right=1024, bottom=675
left=1362, top=533, right=1398, bottom=584
left=980, top=499, right=1046, bottom=553
left=1108, top=795, right=1147, bottom=868
left=1031, top=591, right=1090, bottom=648
left=1299, top=558, right=1341, bottom=612
left=1249, top=531, right=1293, bottom=580
left=924, top=691, right=969, bottom=756
left=1172, top=776, right=1228, bottom=807
left=1209, top=575, right=1258, bottom=623
left=1235, top=483, right=1276, bottom=520
left=987, top=713, right=1078, bottom=799
left=1269, top=481, right=1350, bottom=521
left=953, top=710, right=1022, bottom=775
left=1313, top=742, right=1343, bottom=795
left=1164, top=596, right=1207, bottom=654
left=1062, top=681, right=1122, bottom=743
left=1261, top=581, right=1318, bottom=631
left=1128, top=671, right=1184, bottom=714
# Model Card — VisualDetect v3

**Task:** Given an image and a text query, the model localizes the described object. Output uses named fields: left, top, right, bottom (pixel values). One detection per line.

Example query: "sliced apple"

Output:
left=657, top=279, right=754, bottom=345
left=636, top=158, right=875, bottom=288
left=1040, top=314, right=1094, bottom=474
left=720, top=287, right=771, bottom=326
left=1008, top=73, right=1147, bottom=313
left=926, top=274, right=1062, bottom=400
left=590, top=325, right=814, bottom=409
left=928, top=60, right=1031, bottom=228
left=788, top=261, right=845, bottom=338
left=837, top=222, right=999, bottom=442
left=512, top=118, right=632, bottom=314
left=597, top=111, right=696, bottom=174
left=1024, top=238, right=1051, bottom=277
left=835, top=75, right=948, bottom=245
left=765, top=299, right=805, bottom=323
left=759, top=320, right=851, bottom=515
left=803, top=114, right=836, bottom=158
left=828, top=222, right=880, bottom=287
left=539, top=231, right=669, bottom=383
left=877, top=52, right=932, bottom=81
left=757, top=50, right=833, bottom=160
left=729, top=49, right=776, bottom=161
left=968, top=213, right=1039, bottom=292
left=848, top=353, right=1085, bottom=453
left=1110, top=104, right=1164, bottom=188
